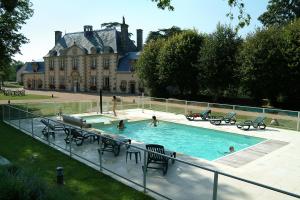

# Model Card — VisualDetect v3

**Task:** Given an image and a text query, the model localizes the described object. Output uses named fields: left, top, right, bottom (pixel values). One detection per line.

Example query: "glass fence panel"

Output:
left=149, top=97, right=167, bottom=112
left=120, top=97, right=140, bottom=110
left=234, top=106, right=264, bottom=122
left=264, top=109, right=298, bottom=131
left=19, top=110, right=35, bottom=133
left=26, top=102, right=56, bottom=116
left=145, top=154, right=214, bottom=200
left=218, top=175, right=297, bottom=200
left=167, top=99, right=186, bottom=114
left=186, top=101, right=209, bottom=114
left=209, top=103, right=234, bottom=117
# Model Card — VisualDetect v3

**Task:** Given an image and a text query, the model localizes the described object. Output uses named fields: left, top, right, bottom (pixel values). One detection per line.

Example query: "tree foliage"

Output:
left=237, top=27, right=287, bottom=103
left=158, top=30, right=203, bottom=96
left=0, top=0, right=33, bottom=85
left=198, top=24, right=242, bottom=99
left=146, top=26, right=182, bottom=43
left=150, top=0, right=251, bottom=29
left=258, top=0, right=300, bottom=27
left=135, top=39, right=166, bottom=96
left=101, top=22, right=121, bottom=29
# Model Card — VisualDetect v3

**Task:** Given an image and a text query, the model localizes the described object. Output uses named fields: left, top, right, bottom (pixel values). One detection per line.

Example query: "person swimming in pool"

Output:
left=151, top=116, right=158, bottom=127
left=117, top=120, right=125, bottom=130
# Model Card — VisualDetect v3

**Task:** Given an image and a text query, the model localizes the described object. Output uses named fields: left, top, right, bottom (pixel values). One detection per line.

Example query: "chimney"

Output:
left=121, top=16, right=129, bottom=53
left=84, top=25, right=93, bottom=37
left=136, top=29, right=143, bottom=51
left=55, top=31, right=62, bottom=45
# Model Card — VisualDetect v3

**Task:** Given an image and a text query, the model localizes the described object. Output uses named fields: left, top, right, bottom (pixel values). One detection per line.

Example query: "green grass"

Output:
left=0, top=121, right=153, bottom=200
left=0, top=93, right=52, bottom=100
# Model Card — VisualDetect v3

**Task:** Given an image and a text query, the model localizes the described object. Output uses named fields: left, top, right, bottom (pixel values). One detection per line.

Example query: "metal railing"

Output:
left=2, top=104, right=300, bottom=200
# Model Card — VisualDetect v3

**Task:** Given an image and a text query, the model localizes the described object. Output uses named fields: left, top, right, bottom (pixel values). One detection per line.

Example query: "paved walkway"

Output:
left=4, top=108, right=300, bottom=200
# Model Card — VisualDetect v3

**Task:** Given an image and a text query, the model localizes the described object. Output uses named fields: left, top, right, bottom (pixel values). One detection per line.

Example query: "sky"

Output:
left=14, top=0, right=269, bottom=62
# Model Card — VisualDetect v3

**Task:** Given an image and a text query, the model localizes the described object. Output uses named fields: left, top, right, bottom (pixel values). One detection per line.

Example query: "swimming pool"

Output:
left=96, top=120, right=265, bottom=161
left=80, top=115, right=114, bottom=124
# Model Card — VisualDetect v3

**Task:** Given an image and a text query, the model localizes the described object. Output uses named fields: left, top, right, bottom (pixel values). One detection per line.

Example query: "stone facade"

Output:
left=18, top=18, right=143, bottom=94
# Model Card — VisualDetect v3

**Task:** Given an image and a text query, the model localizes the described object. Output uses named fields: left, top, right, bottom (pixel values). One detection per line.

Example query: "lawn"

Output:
left=0, top=121, right=153, bottom=200
left=0, top=93, right=52, bottom=100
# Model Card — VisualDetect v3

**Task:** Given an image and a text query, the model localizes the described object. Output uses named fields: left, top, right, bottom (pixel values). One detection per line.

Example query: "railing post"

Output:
left=166, top=99, right=168, bottom=112
left=31, top=117, right=34, bottom=137
left=121, top=97, right=123, bottom=110
left=99, top=136, right=103, bottom=172
left=2, top=105, right=4, bottom=121
left=69, top=138, right=72, bottom=157
left=143, top=149, right=147, bottom=193
left=18, top=108, right=21, bottom=129
left=47, top=119, right=50, bottom=144
left=142, top=93, right=144, bottom=113
left=212, top=172, right=219, bottom=200
left=185, top=101, right=188, bottom=115
left=297, top=112, right=300, bottom=132
left=8, top=105, right=11, bottom=122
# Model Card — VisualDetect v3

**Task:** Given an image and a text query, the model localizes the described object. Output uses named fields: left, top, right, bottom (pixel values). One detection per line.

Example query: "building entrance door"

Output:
left=129, top=82, right=135, bottom=94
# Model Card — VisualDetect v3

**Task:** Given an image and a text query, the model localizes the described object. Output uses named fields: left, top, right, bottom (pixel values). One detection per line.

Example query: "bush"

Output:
left=0, top=164, right=68, bottom=200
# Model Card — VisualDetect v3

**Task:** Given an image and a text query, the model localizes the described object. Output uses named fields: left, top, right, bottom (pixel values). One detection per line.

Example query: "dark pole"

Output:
left=99, top=89, right=102, bottom=114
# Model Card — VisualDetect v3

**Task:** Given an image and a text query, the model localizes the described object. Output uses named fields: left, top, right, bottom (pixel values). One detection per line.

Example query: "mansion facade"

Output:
left=18, top=18, right=143, bottom=94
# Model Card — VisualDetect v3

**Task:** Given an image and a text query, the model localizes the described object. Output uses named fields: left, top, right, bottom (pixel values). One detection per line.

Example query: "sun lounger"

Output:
left=40, top=119, right=64, bottom=138
left=186, top=109, right=211, bottom=121
left=98, top=135, right=131, bottom=156
left=237, top=116, right=266, bottom=131
left=210, top=112, right=237, bottom=125
left=64, top=128, right=97, bottom=146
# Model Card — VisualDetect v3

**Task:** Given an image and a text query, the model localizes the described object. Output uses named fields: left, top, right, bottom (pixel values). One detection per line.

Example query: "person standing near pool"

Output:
left=112, top=96, right=117, bottom=116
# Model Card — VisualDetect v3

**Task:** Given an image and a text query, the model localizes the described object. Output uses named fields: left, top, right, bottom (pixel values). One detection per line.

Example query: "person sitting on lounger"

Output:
left=117, top=120, right=125, bottom=130
left=151, top=116, right=158, bottom=127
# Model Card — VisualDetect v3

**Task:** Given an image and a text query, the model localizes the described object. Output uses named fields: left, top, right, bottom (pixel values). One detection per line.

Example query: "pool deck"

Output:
left=6, top=108, right=300, bottom=200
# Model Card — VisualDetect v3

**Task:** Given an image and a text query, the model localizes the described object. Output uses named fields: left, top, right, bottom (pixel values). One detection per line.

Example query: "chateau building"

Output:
left=19, top=17, right=143, bottom=94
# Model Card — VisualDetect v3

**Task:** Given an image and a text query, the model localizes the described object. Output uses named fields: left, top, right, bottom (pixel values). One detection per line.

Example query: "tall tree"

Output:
left=197, top=24, right=242, bottom=100
left=146, top=26, right=182, bottom=43
left=0, top=0, right=33, bottom=85
left=237, top=26, right=287, bottom=104
left=258, top=0, right=300, bottom=27
left=150, top=0, right=251, bottom=29
left=135, top=39, right=166, bottom=96
left=158, top=30, right=203, bottom=96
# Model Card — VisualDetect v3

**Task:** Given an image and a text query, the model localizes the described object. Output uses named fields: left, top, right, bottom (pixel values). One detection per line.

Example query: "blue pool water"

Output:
left=80, top=115, right=113, bottom=124
left=97, top=120, right=265, bottom=161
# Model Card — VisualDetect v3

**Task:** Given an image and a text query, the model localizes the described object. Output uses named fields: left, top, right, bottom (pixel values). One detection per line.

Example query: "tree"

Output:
left=151, top=0, right=251, bottom=29
left=0, top=0, right=33, bottom=85
left=146, top=26, right=182, bottom=43
left=158, top=30, right=203, bottom=96
left=135, top=39, right=166, bottom=96
left=101, top=22, right=121, bottom=29
left=197, top=24, right=242, bottom=100
left=281, top=19, right=300, bottom=102
left=258, top=0, right=300, bottom=27
left=237, top=26, right=288, bottom=104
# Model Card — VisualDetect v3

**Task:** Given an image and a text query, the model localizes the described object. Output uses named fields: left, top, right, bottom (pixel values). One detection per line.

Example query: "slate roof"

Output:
left=117, top=52, right=140, bottom=72
left=19, top=62, right=45, bottom=73
left=46, top=28, right=137, bottom=57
